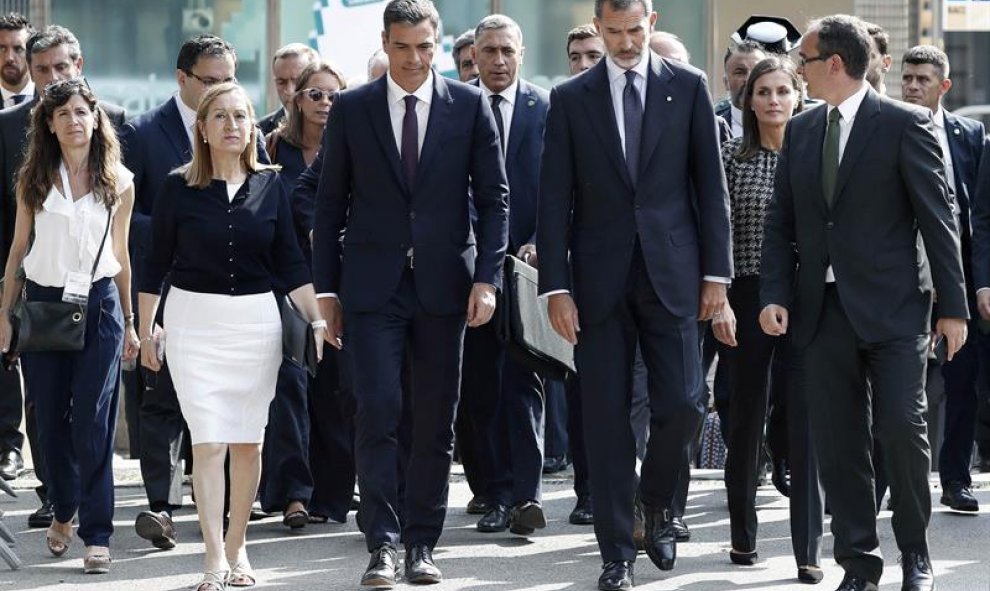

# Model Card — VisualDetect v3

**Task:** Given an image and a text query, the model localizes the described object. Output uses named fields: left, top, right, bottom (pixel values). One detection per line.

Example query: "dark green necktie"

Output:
left=822, top=108, right=842, bottom=207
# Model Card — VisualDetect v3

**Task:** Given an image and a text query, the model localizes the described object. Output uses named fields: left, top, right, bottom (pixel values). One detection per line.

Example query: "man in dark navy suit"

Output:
left=311, top=0, right=508, bottom=586
left=907, top=45, right=985, bottom=513
left=458, top=14, right=550, bottom=538
left=537, top=1, right=731, bottom=588
left=0, top=24, right=126, bottom=529
left=119, top=34, right=242, bottom=550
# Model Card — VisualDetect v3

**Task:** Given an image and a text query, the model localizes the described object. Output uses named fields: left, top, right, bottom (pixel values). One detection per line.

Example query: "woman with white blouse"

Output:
left=0, top=79, right=140, bottom=574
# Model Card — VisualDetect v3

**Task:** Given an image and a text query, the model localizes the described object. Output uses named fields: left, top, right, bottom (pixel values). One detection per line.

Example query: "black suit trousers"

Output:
left=938, top=325, right=985, bottom=487
left=307, top=346, right=356, bottom=522
left=346, top=270, right=465, bottom=552
left=260, top=359, right=313, bottom=513
left=0, top=364, right=23, bottom=452
left=803, top=287, right=931, bottom=584
left=139, top=364, right=186, bottom=513
left=574, top=248, right=705, bottom=562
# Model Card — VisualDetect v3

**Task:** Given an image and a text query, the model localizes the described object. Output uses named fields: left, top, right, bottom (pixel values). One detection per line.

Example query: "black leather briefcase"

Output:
left=495, top=255, right=576, bottom=382
left=280, top=295, right=318, bottom=378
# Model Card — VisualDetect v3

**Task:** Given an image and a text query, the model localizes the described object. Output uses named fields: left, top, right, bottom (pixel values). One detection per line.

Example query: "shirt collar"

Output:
left=730, top=104, right=743, bottom=124
left=479, top=78, right=519, bottom=106
left=174, top=93, right=198, bottom=135
left=832, top=82, right=870, bottom=123
left=605, top=51, right=651, bottom=85
left=933, top=106, right=946, bottom=129
left=386, top=69, right=434, bottom=107
left=1, top=80, right=33, bottom=102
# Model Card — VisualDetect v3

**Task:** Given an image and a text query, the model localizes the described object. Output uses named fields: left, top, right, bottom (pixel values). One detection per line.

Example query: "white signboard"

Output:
left=945, top=0, right=990, bottom=32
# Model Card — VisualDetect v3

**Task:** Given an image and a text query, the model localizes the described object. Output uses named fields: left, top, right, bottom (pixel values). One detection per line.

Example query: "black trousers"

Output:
left=938, top=325, right=986, bottom=487
left=459, top=324, right=503, bottom=502
left=139, top=362, right=185, bottom=514
left=565, top=376, right=591, bottom=498
left=307, top=346, right=356, bottom=522
left=347, top=271, right=465, bottom=552
left=575, top=251, right=704, bottom=563
left=0, top=362, right=23, bottom=454
left=803, top=287, right=931, bottom=584
left=543, top=379, right=568, bottom=460
left=260, top=360, right=313, bottom=513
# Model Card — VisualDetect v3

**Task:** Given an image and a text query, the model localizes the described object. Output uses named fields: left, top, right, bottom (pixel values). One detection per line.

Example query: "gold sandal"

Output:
left=83, top=546, right=111, bottom=574
left=196, top=570, right=228, bottom=591
left=227, top=559, right=256, bottom=587
left=45, top=524, right=72, bottom=557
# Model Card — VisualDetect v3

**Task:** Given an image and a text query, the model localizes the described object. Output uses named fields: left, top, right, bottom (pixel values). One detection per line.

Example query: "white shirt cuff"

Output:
left=316, top=293, right=339, bottom=299
left=539, top=289, right=570, bottom=298
left=703, top=276, right=731, bottom=284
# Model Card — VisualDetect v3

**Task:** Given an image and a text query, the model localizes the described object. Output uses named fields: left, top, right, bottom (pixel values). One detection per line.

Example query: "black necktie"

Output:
left=822, top=108, right=842, bottom=208
left=401, top=95, right=418, bottom=188
left=9, top=94, right=25, bottom=107
left=623, top=70, right=643, bottom=184
left=490, top=94, right=505, bottom=153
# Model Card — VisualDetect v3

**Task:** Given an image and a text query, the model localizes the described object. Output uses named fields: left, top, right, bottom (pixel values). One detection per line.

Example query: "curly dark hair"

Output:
left=17, top=79, right=122, bottom=211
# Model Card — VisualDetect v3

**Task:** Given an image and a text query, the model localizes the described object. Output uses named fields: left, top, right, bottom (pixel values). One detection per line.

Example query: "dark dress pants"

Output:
left=803, top=287, right=931, bottom=584
left=565, top=377, right=591, bottom=498
left=347, top=271, right=465, bottom=552
left=139, top=362, right=185, bottom=514
left=938, top=325, right=984, bottom=487
left=0, top=363, right=23, bottom=456
left=307, top=346, right=356, bottom=522
left=260, top=359, right=313, bottom=513
left=20, top=278, right=122, bottom=547
left=459, top=323, right=501, bottom=500
left=543, top=379, right=568, bottom=461
left=575, top=250, right=705, bottom=563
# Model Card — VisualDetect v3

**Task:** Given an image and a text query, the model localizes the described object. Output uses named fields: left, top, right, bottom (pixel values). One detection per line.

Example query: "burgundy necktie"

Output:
left=401, top=95, right=418, bottom=188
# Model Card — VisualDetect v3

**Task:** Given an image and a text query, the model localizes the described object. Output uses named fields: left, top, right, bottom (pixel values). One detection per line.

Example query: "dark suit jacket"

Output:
left=537, top=54, right=732, bottom=324
left=311, top=74, right=509, bottom=317
left=258, top=106, right=286, bottom=136
left=0, top=96, right=126, bottom=269
left=941, top=111, right=985, bottom=304
left=761, top=88, right=968, bottom=348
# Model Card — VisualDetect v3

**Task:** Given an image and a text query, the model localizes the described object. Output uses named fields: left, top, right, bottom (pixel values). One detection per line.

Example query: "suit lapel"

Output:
left=832, top=90, right=880, bottom=208
left=639, top=54, right=673, bottom=178
left=944, top=113, right=969, bottom=205
left=159, top=98, right=192, bottom=161
left=805, top=106, right=828, bottom=217
left=505, top=82, right=533, bottom=167
left=415, top=74, right=453, bottom=189
left=365, top=76, right=408, bottom=194
left=582, top=60, right=634, bottom=190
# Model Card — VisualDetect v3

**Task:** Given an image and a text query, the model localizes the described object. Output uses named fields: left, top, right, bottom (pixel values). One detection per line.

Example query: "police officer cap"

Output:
left=731, top=15, right=802, bottom=54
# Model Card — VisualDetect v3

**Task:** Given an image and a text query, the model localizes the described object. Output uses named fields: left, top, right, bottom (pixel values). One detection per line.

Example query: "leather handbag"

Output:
left=280, top=295, right=318, bottom=377
left=10, top=208, right=111, bottom=353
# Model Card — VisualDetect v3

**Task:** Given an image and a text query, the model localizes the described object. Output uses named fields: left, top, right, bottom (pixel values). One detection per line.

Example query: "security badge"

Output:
left=63, top=271, right=91, bottom=305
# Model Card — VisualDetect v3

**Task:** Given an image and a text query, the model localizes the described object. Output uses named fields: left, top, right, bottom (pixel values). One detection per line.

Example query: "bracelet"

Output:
left=140, top=336, right=154, bottom=342
left=311, top=320, right=328, bottom=330
left=124, top=314, right=135, bottom=324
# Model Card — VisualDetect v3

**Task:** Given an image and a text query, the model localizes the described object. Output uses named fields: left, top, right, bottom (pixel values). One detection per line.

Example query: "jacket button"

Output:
left=826, top=222, right=834, bottom=229
left=410, top=212, right=416, bottom=220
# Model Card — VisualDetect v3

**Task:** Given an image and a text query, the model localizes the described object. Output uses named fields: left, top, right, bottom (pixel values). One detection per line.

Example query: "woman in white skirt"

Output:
left=137, top=83, right=324, bottom=591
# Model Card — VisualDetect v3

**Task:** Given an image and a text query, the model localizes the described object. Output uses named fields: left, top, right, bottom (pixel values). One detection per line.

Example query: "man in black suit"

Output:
left=257, top=43, right=318, bottom=135
left=902, top=45, right=984, bottom=514
left=119, top=34, right=239, bottom=550
left=715, top=40, right=766, bottom=139
left=538, top=1, right=731, bottom=588
left=451, top=30, right=478, bottom=83
left=760, top=16, right=967, bottom=591
left=311, top=0, right=508, bottom=586
left=459, top=13, right=549, bottom=539
left=0, top=24, right=126, bottom=528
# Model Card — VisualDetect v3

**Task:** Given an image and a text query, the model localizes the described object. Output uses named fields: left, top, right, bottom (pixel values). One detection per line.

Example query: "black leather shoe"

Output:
left=643, top=509, right=676, bottom=571
left=671, top=516, right=690, bottom=541
left=466, top=495, right=490, bottom=515
left=900, top=550, right=935, bottom=591
left=405, top=544, right=442, bottom=585
left=730, top=549, right=758, bottom=565
left=771, top=457, right=791, bottom=497
left=598, top=560, right=634, bottom=590
left=28, top=499, right=54, bottom=528
left=542, top=455, right=570, bottom=474
left=361, top=544, right=397, bottom=587
left=134, top=510, right=177, bottom=550
left=940, top=483, right=979, bottom=512
left=569, top=494, right=594, bottom=525
left=509, top=501, right=546, bottom=536
left=477, top=505, right=509, bottom=532
left=632, top=494, right=645, bottom=551
left=798, top=565, right=824, bottom=584
left=835, top=573, right=879, bottom=591
left=0, top=449, right=23, bottom=481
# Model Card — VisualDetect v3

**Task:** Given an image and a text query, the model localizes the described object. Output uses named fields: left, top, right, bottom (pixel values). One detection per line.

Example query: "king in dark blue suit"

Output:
left=537, top=2, right=731, bottom=589
left=310, top=1, right=509, bottom=586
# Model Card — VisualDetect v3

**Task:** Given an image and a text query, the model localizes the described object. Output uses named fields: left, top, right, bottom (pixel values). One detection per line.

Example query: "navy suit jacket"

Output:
left=311, top=73, right=509, bottom=317
left=0, top=96, right=126, bottom=269
left=537, top=54, right=732, bottom=324
left=942, top=111, right=985, bottom=304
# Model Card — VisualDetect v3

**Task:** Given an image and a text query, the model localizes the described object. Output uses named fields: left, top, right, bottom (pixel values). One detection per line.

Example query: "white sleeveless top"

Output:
left=23, top=160, right=134, bottom=287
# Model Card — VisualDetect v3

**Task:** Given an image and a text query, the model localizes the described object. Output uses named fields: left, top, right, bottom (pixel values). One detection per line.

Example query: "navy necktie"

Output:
left=401, top=95, right=418, bottom=188
left=623, top=70, right=643, bottom=184
left=490, top=94, right=505, bottom=153
left=9, top=94, right=25, bottom=107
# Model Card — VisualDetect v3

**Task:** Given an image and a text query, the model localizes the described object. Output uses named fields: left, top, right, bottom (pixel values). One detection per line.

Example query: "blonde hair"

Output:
left=179, top=82, right=277, bottom=188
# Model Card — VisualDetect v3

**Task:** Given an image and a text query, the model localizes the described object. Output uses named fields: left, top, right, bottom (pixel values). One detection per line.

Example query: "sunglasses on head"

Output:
left=300, top=88, right=334, bottom=102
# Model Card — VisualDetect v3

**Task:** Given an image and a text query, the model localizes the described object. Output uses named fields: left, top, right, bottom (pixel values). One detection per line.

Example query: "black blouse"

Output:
left=141, top=169, right=311, bottom=296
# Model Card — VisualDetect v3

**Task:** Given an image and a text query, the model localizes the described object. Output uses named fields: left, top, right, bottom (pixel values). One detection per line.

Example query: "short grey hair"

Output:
left=452, top=29, right=475, bottom=63
left=474, top=14, right=523, bottom=45
left=903, top=45, right=951, bottom=80
left=808, top=15, right=871, bottom=80
left=271, top=43, right=319, bottom=66
left=367, top=49, right=388, bottom=81
left=27, top=25, right=80, bottom=65
left=594, top=0, right=653, bottom=19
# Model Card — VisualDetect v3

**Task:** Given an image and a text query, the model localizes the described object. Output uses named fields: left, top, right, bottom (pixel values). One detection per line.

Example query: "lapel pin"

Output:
left=528, top=99, right=536, bottom=107
left=953, top=128, right=961, bottom=136
left=666, top=96, right=672, bottom=102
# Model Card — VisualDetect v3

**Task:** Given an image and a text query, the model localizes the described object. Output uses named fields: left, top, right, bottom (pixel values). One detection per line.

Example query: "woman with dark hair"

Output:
left=712, top=56, right=825, bottom=584
left=0, top=78, right=139, bottom=574
left=138, top=82, right=324, bottom=591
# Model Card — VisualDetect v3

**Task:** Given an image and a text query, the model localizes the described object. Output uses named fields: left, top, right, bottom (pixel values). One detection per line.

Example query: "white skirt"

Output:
left=164, top=286, right=282, bottom=444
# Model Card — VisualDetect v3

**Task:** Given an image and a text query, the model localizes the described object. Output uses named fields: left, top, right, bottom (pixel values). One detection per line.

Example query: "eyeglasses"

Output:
left=300, top=88, right=334, bottom=102
left=798, top=54, right=833, bottom=68
left=185, top=71, right=237, bottom=87
left=43, top=76, right=91, bottom=98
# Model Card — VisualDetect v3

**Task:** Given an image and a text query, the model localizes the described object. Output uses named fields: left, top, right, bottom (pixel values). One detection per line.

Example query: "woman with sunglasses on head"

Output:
left=712, top=56, right=826, bottom=584
left=0, top=79, right=140, bottom=574
left=138, top=82, right=324, bottom=590
left=260, top=61, right=354, bottom=528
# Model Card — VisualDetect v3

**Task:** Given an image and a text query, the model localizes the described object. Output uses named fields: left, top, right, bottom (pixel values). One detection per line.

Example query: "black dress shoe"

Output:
left=28, top=499, right=54, bottom=528
left=671, top=516, right=690, bottom=541
left=477, top=505, right=509, bottom=532
left=542, top=455, right=570, bottom=474
left=900, top=550, right=935, bottom=591
left=134, top=510, right=177, bottom=550
left=405, top=544, right=442, bottom=585
left=598, top=560, right=634, bottom=590
left=0, top=449, right=23, bottom=481
left=509, top=501, right=546, bottom=536
left=466, top=495, right=490, bottom=515
left=940, top=483, right=979, bottom=512
left=729, top=549, right=758, bottom=565
left=362, top=544, right=397, bottom=587
left=643, top=509, right=676, bottom=571
left=771, top=457, right=791, bottom=497
left=569, top=494, right=594, bottom=525
left=798, top=565, right=824, bottom=584
left=835, top=573, right=879, bottom=591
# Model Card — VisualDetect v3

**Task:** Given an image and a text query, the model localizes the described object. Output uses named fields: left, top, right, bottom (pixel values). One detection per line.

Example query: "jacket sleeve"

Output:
left=760, top=123, right=798, bottom=310
left=468, top=91, right=510, bottom=288
left=971, top=136, right=990, bottom=291
left=311, top=93, right=351, bottom=295
left=140, top=174, right=179, bottom=295
left=536, top=86, right=574, bottom=295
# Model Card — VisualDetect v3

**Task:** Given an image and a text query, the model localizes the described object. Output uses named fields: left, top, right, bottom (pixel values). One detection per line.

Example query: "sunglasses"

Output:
left=300, top=88, right=334, bottom=102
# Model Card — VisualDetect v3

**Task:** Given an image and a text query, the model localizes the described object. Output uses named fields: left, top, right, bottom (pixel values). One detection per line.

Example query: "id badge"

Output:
left=62, top=271, right=91, bottom=305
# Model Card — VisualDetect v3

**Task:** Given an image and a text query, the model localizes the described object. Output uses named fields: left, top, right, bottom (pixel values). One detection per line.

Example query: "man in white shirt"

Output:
left=0, top=13, right=32, bottom=110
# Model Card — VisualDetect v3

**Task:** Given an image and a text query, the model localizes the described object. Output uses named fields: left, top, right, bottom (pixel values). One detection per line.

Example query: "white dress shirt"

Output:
left=23, top=161, right=134, bottom=287
left=175, top=93, right=198, bottom=147
left=605, top=54, right=649, bottom=157
left=1, top=80, right=33, bottom=109
left=730, top=105, right=744, bottom=139
left=479, top=78, right=518, bottom=150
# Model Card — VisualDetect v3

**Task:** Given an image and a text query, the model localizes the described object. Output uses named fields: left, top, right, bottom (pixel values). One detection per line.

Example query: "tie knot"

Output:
left=625, top=70, right=637, bottom=86
left=828, top=107, right=841, bottom=124
left=490, top=94, right=503, bottom=108
left=404, top=95, right=417, bottom=111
